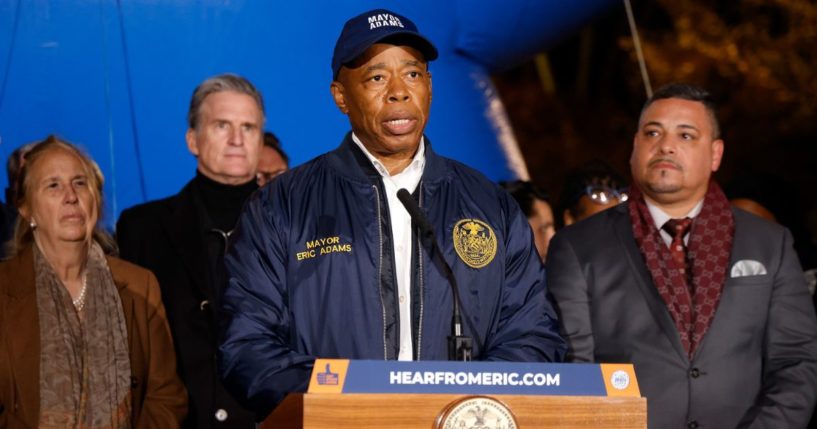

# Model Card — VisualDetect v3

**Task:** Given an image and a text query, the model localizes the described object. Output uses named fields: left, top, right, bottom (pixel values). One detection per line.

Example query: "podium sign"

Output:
left=263, top=360, right=646, bottom=428
left=308, top=359, right=640, bottom=397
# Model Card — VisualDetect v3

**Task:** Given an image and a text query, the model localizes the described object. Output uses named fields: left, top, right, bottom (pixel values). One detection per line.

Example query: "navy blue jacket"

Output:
left=219, top=134, right=565, bottom=415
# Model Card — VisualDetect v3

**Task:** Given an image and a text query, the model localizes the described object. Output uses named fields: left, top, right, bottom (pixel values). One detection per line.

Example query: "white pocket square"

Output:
left=731, top=260, right=767, bottom=278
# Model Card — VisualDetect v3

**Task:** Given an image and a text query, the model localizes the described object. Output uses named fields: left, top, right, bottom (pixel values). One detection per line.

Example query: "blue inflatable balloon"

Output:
left=0, top=0, right=615, bottom=224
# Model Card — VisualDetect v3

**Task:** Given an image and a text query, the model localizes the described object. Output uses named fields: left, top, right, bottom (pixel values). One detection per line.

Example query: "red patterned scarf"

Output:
left=629, top=180, right=734, bottom=358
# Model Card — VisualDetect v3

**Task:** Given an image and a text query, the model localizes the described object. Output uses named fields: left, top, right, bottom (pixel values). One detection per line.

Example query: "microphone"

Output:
left=397, top=188, right=473, bottom=361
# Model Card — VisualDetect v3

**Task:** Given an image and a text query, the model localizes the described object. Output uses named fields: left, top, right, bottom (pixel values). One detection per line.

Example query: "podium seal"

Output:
left=434, top=396, right=518, bottom=429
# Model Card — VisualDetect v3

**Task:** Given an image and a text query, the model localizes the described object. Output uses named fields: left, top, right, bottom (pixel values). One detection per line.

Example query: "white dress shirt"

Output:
left=352, top=133, right=425, bottom=361
left=647, top=199, right=704, bottom=247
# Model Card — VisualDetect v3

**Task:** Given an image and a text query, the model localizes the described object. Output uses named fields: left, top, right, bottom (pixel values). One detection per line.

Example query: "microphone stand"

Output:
left=397, top=189, right=473, bottom=361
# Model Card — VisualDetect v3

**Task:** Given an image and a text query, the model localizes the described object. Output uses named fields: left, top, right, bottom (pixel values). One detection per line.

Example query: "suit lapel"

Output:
left=612, top=205, right=689, bottom=362
left=160, top=182, right=214, bottom=304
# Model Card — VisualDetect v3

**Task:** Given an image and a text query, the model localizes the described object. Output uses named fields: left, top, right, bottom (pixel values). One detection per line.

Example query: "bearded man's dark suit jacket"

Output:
left=547, top=204, right=817, bottom=429
left=116, top=178, right=256, bottom=428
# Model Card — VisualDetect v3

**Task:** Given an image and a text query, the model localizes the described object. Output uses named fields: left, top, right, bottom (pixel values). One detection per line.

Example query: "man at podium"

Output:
left=218, top=7, right=566, bottom=419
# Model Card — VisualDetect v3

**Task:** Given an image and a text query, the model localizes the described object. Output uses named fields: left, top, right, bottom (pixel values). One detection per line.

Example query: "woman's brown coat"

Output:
left=0, top=246, right=187, bottom=428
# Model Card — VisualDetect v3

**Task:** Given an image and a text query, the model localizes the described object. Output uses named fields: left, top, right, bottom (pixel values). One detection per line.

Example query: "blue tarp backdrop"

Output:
left=0, top=0, right=615, bottom=225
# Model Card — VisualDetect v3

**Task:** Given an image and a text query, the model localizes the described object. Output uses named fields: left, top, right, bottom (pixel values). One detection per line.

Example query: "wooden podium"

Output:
left=260, top=359, right=646, bottom=428
left=261, top=392, right=646, bottom=428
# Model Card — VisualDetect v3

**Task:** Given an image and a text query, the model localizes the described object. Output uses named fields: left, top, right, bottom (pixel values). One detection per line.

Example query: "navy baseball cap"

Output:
left=332, top=8, right=439, bottom=79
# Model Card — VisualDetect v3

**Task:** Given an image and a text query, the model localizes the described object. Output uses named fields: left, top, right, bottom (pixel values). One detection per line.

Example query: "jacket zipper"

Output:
left=203, top=228, right=234, bottom=312
left=210, top=228, right=234, bottom=253
left=372, top=185, right=388, bottom=360
left=416, top=186, right=425, bottom=360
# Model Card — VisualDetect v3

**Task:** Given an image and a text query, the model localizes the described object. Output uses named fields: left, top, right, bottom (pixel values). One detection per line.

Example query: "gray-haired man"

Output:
left=117, top=73, right=263, bottom=428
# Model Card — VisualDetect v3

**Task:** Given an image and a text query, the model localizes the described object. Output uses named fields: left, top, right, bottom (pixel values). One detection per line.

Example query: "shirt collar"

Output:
left=647, top=198, right=704, bottom=230
left=351, top=133, right=425, bottom=178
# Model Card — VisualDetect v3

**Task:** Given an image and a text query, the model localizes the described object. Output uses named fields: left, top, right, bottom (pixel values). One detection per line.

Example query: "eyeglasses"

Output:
left=586, top=185, right=628, bottom=205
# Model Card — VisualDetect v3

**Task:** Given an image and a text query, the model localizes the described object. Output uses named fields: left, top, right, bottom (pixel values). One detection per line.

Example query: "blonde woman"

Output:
left=0, top=136, right=186, bottom=428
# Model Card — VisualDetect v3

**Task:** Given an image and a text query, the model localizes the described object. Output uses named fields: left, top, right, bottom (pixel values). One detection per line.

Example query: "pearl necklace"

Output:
left=73, top=273, right=88, bottom=311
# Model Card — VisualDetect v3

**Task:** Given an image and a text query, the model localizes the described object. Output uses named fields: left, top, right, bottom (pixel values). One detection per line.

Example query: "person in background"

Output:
left=559, top=160, right=628, bottom=227
left=726, top=175, right=817, bottom=296
left=725, top=176, right=782, bottom=224
left=116, top=74, right=262, bottom=428
left=730, top=198, right=776, bottom=223
left=256, top=131, right=289, bottom=187
left=1, top=142, right=37, bottom=259
left=500, top=180, right=555, bottom=262
left=0, top=135, right=186, bottom=428
left=547, top=83, right=817, bottom=428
